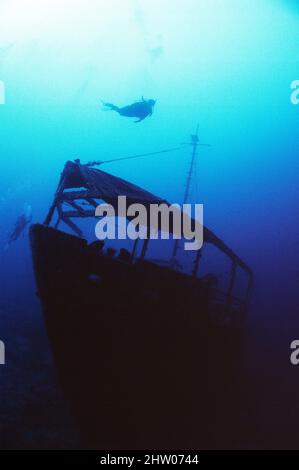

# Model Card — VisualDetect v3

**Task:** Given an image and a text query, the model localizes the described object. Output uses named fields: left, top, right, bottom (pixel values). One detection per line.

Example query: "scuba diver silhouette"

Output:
left=5, top=203, right=32, bottom=249
left=102, top=97, right=156, bottom=123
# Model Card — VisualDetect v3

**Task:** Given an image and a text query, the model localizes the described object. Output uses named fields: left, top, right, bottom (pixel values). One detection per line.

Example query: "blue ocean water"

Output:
left=0, top=0, right=299, bottom=449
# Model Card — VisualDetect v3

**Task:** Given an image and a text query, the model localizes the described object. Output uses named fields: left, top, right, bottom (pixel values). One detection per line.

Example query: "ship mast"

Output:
left=183, top=124, right=200, bottom=206
left=171, top=125, right=200, bottom=263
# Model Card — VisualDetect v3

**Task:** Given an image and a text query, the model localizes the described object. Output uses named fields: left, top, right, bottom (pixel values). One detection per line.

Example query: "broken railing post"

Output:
left=44, top=172, right=66, bottom=226
left=131, top=239, right=139, bottom=261
left=140, top=237, right=150, bottom=260
left=192, top=248, right=202, bottom=277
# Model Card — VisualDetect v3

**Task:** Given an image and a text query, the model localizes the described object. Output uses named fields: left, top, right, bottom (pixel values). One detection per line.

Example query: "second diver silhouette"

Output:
left=102, top=97, right=156, bottom=123
left=5, top=203, right=32, bottom=250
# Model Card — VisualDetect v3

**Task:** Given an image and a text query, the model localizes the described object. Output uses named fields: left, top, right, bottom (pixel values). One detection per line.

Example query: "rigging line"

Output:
left=180, top=142, right=211, bottom=147
left=88, top=145, right=189, bottom=166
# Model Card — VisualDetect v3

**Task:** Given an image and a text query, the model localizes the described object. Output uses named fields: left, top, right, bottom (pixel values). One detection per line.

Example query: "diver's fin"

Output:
left=100, top=100, right=110, bottom=111
left=101, top=100, right=119, bottom=112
